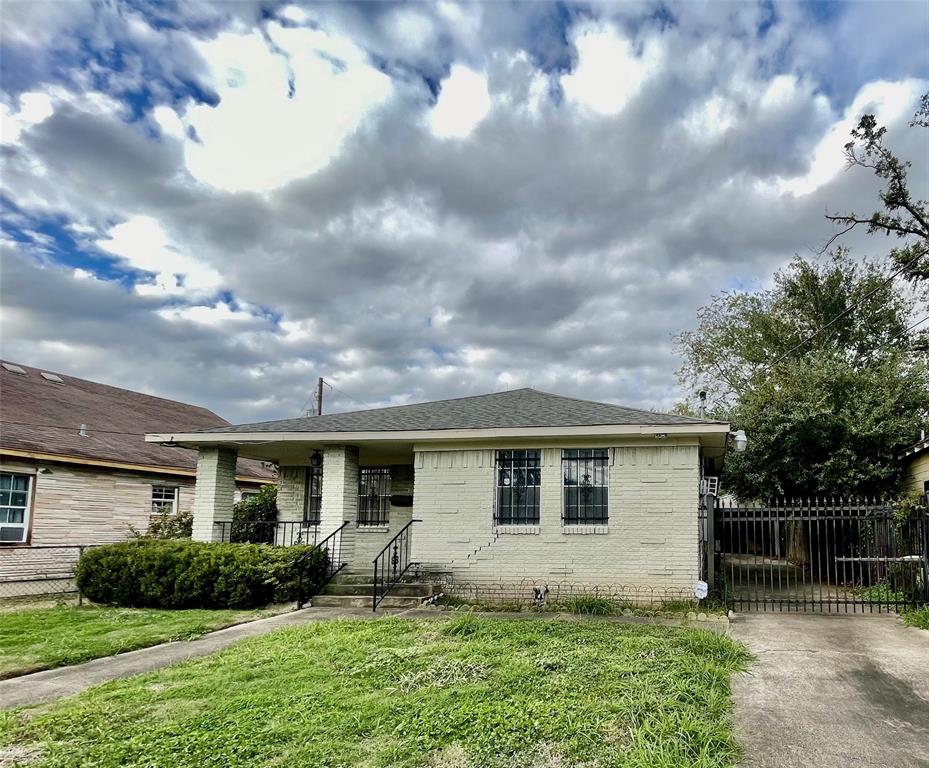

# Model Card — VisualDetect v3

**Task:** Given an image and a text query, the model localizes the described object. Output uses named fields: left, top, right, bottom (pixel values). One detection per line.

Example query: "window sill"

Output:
left=562, top=524, right=609, bottom=535
left=356, top=524, right=390, bottom=532
left=494, top=525, right=541, bottom=535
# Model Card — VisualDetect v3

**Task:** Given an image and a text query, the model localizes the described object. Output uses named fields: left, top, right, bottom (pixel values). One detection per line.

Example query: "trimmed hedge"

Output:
left=76, top=540, right=328, bottom=609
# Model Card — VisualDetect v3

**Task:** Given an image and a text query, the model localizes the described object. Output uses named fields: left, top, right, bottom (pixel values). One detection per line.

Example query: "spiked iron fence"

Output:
left=712, top=497, right=929, bottom=613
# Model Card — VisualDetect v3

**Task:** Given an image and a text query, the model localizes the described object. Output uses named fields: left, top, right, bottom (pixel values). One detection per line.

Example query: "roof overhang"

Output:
left=147, top=423, right=732, bottom=461
left=897, top=438, right=929, bottom=462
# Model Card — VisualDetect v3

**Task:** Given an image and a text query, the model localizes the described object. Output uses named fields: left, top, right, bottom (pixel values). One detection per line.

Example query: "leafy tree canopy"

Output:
left=676, top=251, right=928, bottom=499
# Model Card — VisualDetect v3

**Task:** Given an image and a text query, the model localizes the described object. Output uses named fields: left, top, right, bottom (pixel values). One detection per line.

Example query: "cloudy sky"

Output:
left=1, top=1, right=927, bottom=424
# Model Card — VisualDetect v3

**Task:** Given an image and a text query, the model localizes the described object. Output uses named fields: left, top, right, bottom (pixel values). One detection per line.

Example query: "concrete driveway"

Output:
left=730, top=613, right=929, bottom=768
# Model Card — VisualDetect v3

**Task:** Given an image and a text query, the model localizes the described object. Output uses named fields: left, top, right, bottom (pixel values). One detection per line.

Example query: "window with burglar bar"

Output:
left=562, top=449, right=609, bottom=524
left=0, top=472, right=31, bottom=544
left=304, top=465, right=322, bottom=525
left=358, top=467, right=391, bottom=525
left=495, top=450, right=541, bottom=525
left=151, top=485, right=178, bottom=515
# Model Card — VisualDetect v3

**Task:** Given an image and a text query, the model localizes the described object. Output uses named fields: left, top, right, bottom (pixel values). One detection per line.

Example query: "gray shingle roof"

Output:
left=193, top=388, right=724, bottom=434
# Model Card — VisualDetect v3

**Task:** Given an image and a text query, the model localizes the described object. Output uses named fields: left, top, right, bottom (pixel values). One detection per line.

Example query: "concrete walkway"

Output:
left=730, top=612, right=929, bottom=768
left=0, top=606, right=373, bottom=709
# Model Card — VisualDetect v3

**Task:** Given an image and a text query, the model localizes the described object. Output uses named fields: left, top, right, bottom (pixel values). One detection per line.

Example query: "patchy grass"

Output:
left=1, top=616, right=751, bottom=768
left=0, top=605, right=279, bottom=678
left=903, top=608, right=929, bottom=630
left=435, top=593, right=726, bottom=619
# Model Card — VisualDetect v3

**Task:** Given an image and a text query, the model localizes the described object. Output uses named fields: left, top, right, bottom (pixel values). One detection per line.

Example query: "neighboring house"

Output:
left=0, top=360, right=274, bottom=548
left=898, top=431, right=929, bottom=496
left=147, top=388, right=730, bottom=599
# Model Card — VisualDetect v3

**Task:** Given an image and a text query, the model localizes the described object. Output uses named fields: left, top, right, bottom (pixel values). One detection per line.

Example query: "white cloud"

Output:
left=152, top=105, right=185, bottom=140
left=0, top=92, right=53, bottom=144
left=776, top=79, right=925, bottom=196
left=428, top=64, right=491, bottom=139
left=179, top=23, right=392, bottom=193
left=385, top=7, right=436, bottom=56
left=561, top=24, right=664, bottom=116
left=157, top=301, right=261, bottom=327
left=95, top=216, right=222, bottom=298
left=682, top=94, right=738, bottom=142
left=279, top=5, right=310, bottom=24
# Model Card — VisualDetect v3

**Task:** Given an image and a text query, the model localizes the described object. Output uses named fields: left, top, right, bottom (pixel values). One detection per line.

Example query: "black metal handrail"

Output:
left=296, top=521, right=349, bottom=608
left=372, top=519, right=421, bottom=611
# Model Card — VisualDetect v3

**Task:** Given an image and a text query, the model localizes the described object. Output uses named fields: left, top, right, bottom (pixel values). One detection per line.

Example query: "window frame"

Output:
left=561, top=449, right=609, bottom=525
left=303, top=465, right=323, bottom=525
left=0, top=472, right=33, bottom=545
left=357, top=467, right=391, bottom=526
left=494, top=449, right=542, bottom=526
left=151, top=485, right=179, bottom=516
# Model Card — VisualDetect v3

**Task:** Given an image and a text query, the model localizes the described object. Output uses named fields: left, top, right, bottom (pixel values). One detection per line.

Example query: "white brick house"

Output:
left=146, top=389, right=730, bottom=599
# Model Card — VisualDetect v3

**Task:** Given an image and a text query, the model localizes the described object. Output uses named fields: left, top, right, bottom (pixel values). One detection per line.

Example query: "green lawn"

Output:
left=0, top=605, right=275, bottom=678
left=1, top=616, right=751, bottom=768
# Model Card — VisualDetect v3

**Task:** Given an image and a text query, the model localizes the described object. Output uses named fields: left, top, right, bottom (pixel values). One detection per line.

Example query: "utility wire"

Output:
left=322, top=379, right=368, bottom=409
left=296, top=392, right=315, bottom=418
left=903, top=313, right=929, bottom=333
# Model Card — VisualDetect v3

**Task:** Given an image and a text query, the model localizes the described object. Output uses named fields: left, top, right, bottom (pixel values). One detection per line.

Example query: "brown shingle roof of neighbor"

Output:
left=0, top=361, right=273, bottom=480
left=192, top=388, right=726, bottom=435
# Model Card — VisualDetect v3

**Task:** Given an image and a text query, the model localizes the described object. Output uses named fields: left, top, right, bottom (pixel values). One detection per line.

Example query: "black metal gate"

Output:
left=710, top=498, right=929, bottom=613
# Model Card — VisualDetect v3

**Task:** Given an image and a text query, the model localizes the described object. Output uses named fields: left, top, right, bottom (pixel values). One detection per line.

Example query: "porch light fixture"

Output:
left=310, top=450, right=323, bottom=468
left=732, top=429, right=748, bottom=453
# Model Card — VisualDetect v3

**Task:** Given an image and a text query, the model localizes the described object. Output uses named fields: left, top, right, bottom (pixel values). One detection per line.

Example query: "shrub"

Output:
left=144, top=509, right=193, bottom=539
left=76, top=540, right=328, bottom=609
left=231, top=485, right=278, bottom=544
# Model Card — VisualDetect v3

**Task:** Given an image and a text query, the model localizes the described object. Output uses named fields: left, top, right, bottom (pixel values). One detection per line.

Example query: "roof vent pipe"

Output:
left=79, top=424, right=88, bottom=438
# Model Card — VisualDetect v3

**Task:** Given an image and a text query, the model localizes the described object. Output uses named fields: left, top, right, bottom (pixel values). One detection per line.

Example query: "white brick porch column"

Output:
left=191, top=446, right=238, bottom=542
left=319, top=445, right=359, bottom=569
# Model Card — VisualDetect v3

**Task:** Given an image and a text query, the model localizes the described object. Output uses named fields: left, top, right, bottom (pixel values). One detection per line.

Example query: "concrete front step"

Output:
left=321, top=582, right=434, bottom=598
left=312, top=594, right=426, bottom=610
left=332, top=573, right=422, bottom=585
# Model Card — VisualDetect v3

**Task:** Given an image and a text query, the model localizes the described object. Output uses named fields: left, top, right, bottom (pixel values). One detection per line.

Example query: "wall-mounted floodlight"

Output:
left=732, top=429, right=748, bottom=453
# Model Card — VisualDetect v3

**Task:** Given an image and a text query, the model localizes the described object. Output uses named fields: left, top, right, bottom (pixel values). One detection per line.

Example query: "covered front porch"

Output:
left=186, top=439, right=419, bottom=587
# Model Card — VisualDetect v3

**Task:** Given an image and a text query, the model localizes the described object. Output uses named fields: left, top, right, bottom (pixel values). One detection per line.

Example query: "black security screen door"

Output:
left=495, top=450, right=541, bottom=525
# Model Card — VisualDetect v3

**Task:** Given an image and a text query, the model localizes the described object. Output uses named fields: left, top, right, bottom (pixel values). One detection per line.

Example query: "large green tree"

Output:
left=675, top=251, right=928, bottom=499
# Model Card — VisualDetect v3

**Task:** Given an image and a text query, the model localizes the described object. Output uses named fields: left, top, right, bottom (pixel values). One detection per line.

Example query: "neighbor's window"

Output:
left=495, top=450, right=541, bottom=525
left=0, top=472, right=31, bottom=544
left=304, top=465, right=322, bottom=525
left=358, top=468, right=391, bottom=526
left=151, top=485, right=178, bottom=515
left=562, top=449, right=609, bottom=524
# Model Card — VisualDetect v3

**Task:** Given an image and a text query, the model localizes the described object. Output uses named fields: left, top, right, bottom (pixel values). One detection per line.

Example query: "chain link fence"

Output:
left=0, top=545, right=93, bottom=602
